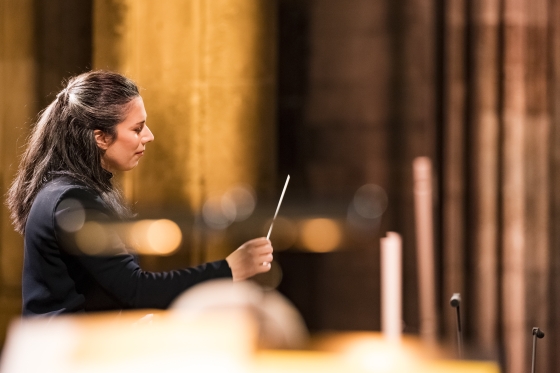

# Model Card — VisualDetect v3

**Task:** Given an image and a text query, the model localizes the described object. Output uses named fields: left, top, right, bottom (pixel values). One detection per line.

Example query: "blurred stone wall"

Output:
left=276, top=0, right=436, bottom=333
left=0, top=0, right=93, bottom=347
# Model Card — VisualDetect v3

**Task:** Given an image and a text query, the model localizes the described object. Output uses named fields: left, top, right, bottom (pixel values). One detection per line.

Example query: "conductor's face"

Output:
left=95, top=96, right=154, bottom=172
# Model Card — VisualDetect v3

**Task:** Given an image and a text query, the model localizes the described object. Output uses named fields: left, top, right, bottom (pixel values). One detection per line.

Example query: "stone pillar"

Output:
left=524, top=1, right=550, bottom=371
left=501, top=0, right=527, bottom=371
left=442, top=0, right=466, bottom=344
left=470, top=0, right=500, bottom=351
left=548, top=1, right=560, bottom=371
left=93, top=0, right=277, bottom=263
left=0, top=0, right=37, bottom=345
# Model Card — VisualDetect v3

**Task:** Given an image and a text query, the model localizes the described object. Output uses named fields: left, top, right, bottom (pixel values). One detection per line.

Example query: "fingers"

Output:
left=253, top=244, right=273, bottom=256
left=227, top=237, right=274, bottom=281
left=257, top=261, right=272, bottom=274
left=259, top=253, right=273, bottom=263
left=255, top=251, right=273, bottom=270
left=244, top=237, right=270, bottom=247
left=254, top=245, right=273, bottom=274
left=246, top=239, right=273, bottom=257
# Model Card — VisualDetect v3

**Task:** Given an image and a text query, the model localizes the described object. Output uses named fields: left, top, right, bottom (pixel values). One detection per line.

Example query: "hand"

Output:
left=226, top=237, right=273, bottom=282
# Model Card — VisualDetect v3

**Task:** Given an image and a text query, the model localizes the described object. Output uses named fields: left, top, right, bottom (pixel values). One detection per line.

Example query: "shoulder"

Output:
left=27, top=177, right=107, bottom=231
left=35, top=177, right=103, bottom=211
left=38, top=176, right=93, bottom=197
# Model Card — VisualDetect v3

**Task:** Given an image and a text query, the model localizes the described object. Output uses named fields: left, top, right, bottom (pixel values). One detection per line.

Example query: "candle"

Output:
left=381, top=231, right=402, bottom=342
left=413, top=157, right=437, bottom=343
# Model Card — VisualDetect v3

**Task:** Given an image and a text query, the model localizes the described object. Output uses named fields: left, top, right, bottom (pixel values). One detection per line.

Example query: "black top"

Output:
left=22, top=177, right=232, bottom=316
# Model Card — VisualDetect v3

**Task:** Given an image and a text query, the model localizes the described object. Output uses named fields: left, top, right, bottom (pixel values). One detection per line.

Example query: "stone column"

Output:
left=442, top=0, right=466, bottom=344
left=470, top=0, right=500, bottom=351
left=548, top=1, right=560, bottom=371
left=93, top=0, right=277, bottom=263
left=523, top=0, right=549, bottom=371
left=501, top=0, right=527, bottom=371
left=0, top=0, right=37, bottom=345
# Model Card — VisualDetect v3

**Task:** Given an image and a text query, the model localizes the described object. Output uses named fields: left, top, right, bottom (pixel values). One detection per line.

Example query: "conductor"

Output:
left=6, top=70, right=273, bottom=316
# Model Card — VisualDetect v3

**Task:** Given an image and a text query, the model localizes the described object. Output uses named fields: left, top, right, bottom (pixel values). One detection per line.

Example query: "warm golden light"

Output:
left=0, top=308, right=255, bottom=373
left=299, top=218, right=342, bottom=253
left=343, top=338, right=417, bottom=373
left=129, top=219, right=182, bottom=255
left=146, top=219, right=182, bottom=255
left=310, top=332, right=501, bottom=373
left=76, top=221, right=109, bottom=255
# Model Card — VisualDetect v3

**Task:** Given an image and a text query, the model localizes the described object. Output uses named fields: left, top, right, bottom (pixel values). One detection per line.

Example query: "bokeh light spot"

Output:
left=76, top=221, right=108, bottom=255
left=128, top=219, right=182, bottom=255
left=56, top=198, right=85, bottom=232
left=146, top=219, right=182, bottom=255
left=225, top=185, right=256, bottom=222
left=299, top=218, right=342, bottom=253
left=203, top=195, right=236, bottom=229
left=352, top=184, right=388, bottom=219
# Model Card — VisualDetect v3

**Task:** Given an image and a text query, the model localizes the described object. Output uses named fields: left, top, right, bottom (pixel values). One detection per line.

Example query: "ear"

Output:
left=94, top=129, right=111, bottom=150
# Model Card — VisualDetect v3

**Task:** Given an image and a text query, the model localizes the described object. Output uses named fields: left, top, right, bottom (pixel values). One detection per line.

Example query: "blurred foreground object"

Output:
left=0, top=308, right=254, bottom=373
left=170, top=279, right=308, bottom=349
left=413, top=157, right=438, bottom=343
left=1, top=281, right=499, bottom=373
left=308, top=332, right=500, bottom=373
left=381, top=232, right=402, bottom=342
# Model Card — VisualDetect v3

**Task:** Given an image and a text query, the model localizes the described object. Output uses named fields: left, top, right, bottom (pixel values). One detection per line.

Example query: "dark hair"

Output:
left=6, top=70, right=139, bottom=234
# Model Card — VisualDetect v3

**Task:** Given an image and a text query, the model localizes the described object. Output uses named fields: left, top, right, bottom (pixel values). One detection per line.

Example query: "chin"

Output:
left=128, top=161, right=140, bottom=170
left=117, top=163, right=139, bottom=172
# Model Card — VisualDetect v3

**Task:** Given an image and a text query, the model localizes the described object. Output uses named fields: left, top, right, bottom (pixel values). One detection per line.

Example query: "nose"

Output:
left=142, top=125, right=155, bottom=144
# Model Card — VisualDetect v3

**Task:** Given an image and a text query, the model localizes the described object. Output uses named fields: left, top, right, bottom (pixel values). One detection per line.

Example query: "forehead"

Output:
left=120, top=96, right=146, bottom=124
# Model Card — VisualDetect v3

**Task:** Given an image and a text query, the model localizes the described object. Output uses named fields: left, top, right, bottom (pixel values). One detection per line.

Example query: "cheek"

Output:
left=107, top=137, right=137, bottom=161
left=118, top=135, right=139, bottom=152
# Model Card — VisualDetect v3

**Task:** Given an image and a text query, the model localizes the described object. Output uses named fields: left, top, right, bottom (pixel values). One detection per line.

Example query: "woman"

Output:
left=6, top=70, right=273, bottom=316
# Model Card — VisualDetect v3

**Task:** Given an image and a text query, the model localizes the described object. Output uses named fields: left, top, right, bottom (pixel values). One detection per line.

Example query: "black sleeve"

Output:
left=54, top=187, right=232, bottom=309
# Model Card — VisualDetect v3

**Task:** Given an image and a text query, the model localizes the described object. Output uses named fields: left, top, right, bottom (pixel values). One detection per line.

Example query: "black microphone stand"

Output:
left=531, top=327, right=544, bottom=373
left=450, top=293, right=463, bottom=358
